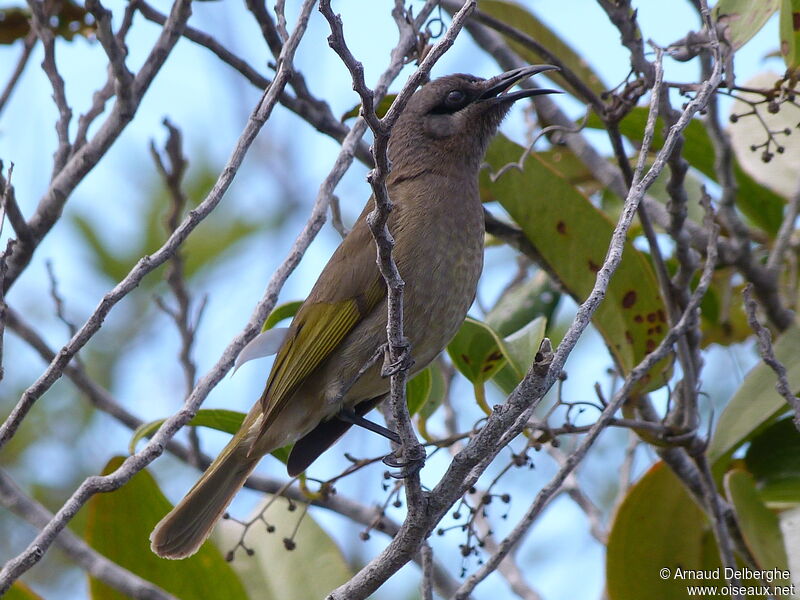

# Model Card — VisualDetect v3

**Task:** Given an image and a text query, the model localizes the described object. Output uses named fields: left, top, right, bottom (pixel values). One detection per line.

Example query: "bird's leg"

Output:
left=335, top=341, right=424, bottom=478
left=382, top=444, right=426, bottom=478
left=336, top=407, right=425, bottom=477
left=380, top=338, right=425, bottom=477
left=337, top=407, right=401, bottom=444
left=381, top=336, right=414, bottom=377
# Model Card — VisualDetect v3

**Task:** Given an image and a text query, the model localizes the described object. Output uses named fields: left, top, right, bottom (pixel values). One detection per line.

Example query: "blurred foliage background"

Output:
left=1, top=1, right=800, bottom=599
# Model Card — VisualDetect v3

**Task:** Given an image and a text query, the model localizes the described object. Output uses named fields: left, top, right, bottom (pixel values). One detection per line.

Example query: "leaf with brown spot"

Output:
left=780, top=0, right=800, bottom=70
left=713, top=0, right=779, bottom=50
left=482, top=134, right=671, bottom=392
left=448, top=316, right=547, bottom=395
left=698, top=268, right=751, bottom=347
left=448, top=318, right=508, bottom=385
left=621, top=291, right=637, bottom=309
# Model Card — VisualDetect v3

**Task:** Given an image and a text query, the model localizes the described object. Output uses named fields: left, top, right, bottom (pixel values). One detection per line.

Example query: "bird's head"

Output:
left=389, top=65, right=560, bottom=174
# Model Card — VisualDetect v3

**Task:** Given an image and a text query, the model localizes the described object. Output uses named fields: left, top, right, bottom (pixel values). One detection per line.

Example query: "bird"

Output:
left=150, top=64, right=559, bottom=559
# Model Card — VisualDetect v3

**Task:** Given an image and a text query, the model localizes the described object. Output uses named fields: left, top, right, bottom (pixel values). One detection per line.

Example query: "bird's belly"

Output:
left=403, top=245, right=483, bottom=367
left=314, top=199, right=485, bottom=413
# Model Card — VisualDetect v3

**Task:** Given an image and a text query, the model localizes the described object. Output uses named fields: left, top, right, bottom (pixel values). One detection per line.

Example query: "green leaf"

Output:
left=485, top=271, right=559, bottom=338
left=708, top=323, right=800, bottom=465
left=341, top=94, right=397, bottom=122
left=6, top=581, right=43, bottom=600
left=129, top=410, right=292, bottom=466
left=72, top=214, right=131, bottom=283
left=447, top=318, right=507, bottom=384
left=482, top=134, right=671, bottom=392
left=745, top=417, right=800, bottom=484
left=407, top=367, right=432, bottom=417
left=0, top=2, right=96, bottom=44
left=417, top=363, right=447, bottom=421
left=714, top=0, right=780, bottom=50
left=745, top=417, right=800, bottom=506
left=535, top=148, right=600, bottom=189
left=607, top=462, right=725, bottom=599
left=182, top=217, right=262, bottom=280
left=780, top=0, right=800, bottom=71
left=263, top=300, right=303, bottom=331
left=129, top=409, right=246, bottom=453
left=492, top=317, right=547, bottom=395
left=85, top=457, right=247, bottom=600
left=760, top=479, right=800, bottom=505
left=214, top=496, right=354, bottom=600
left=724, top=470, right=790, bottom=589
left=478, top=0, right=606, bottom=98
left=73, top=161, right=267, bottom=287
left=697, top=269, right=751, bottom=348
left=591, top=108, right=785, bottom=235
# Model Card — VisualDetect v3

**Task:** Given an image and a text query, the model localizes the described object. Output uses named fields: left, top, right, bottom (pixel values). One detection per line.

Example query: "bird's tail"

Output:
left=150, top=441, right=259, bottom=559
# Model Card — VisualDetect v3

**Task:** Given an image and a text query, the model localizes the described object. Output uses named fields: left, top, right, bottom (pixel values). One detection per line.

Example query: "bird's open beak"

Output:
left=478, top=64, right=561, bottom=104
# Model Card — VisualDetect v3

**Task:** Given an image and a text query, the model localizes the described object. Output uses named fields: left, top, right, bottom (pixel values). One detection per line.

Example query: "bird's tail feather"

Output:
left=150, top=443, right=259, bottom=559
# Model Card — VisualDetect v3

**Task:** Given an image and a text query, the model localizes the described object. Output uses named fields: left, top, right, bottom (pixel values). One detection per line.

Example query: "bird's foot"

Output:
left=338, top=408, right=401, bottom=444
left=381, top=338, right=414, bottom=377
left=382, top=444, right=426, bottom=479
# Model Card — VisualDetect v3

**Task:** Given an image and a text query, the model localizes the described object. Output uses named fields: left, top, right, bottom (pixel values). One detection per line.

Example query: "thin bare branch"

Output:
left=26, top=0, right=73, bottom=175
left=86, top=0, right=135, bottom=112
left=0, top=2, right=314, bottom=589
left=0, top=164, right=32, bottom=246
left=456, top=182, right=720, bottom=598
left=3, top=0, right=193, bottom=292
left=0, top=33, right=36, bottom=116
left=767, top=178, right=800, bottom=273
left=547, top=447, right=607, bottom=544
left=691, top=451, right=741, bottom=593
left=452, top=30, right=724, bottom=594
left=701, top=26, right=793, bottom=330
left=0, top=470, right=177, bottom=600
left=135, top=0, right=373, bottom=166
left=744, top=285, right=800, bottom=431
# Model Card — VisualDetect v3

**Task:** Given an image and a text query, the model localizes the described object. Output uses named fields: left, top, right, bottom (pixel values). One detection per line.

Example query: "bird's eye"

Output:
left=429, top=88, right=470, bottom=114
left=446, top=90, right=466, bottom=106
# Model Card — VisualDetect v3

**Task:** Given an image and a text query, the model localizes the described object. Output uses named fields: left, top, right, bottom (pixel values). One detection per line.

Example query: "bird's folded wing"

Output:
left=255, top=213, right=387, bottom=439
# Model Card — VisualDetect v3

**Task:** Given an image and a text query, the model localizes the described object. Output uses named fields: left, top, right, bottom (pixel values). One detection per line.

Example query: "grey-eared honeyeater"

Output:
left=151, top=65, right=559, bottom=559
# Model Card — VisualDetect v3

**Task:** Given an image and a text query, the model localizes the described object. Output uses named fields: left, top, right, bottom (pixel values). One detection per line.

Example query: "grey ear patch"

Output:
left=233, top=327, right=290, bottom=373
left=424, top=114, right=458, bottom=139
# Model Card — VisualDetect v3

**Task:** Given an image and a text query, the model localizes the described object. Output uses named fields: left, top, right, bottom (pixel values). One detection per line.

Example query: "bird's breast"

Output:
left=393, top=180, right=485, bottom=367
